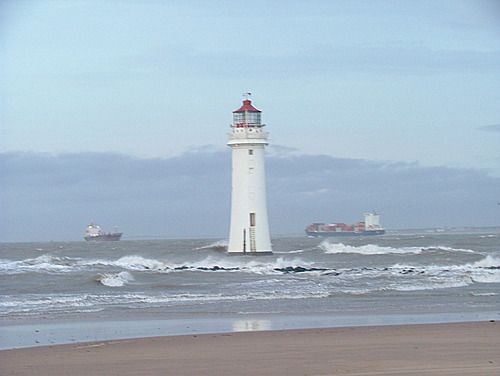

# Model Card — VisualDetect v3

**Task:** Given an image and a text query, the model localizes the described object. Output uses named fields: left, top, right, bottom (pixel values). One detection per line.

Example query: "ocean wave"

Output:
left=337, top=276, right=473, bottom=294
left=426, top=254, right=500, bottom=272
left=390, top=279, right=472, bottom=292
left=113, top=256, right=173, bottom=271
left=0, top=290, right=331, bottom=317
left=196, top=239, right=228, bottom=251
left=320, top=242, right=422, bottom=255
left=420, top=246, right=477, bottom=254
left=319, top=242, right=477, bottom=255
left=3, top=251, right=498, bottom=285
left=94, top=271, right=134, bottom=287
left=79, top=255, right=317, bottom=276
left=467, top=255, right=500, bottom=283
left=0, top=254, right=79, bottom=274
left=471, top=274, right=500, bottom=283
left=76, top=255, right=179, bottom=271
left=391, top=254, right=500, bottom=285
left=468, top=255, right=500, bottom=269
left=0, top=294, right=97, bottom=316
left=469, top=292, right=499, bottom=296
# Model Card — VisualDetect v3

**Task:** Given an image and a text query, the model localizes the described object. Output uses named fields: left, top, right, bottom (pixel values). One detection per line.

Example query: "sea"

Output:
left=1, top=231, right=499, bottom=349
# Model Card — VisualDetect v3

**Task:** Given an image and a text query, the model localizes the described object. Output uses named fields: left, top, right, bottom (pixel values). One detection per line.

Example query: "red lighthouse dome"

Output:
left=233, top=97, right=262, bottom=128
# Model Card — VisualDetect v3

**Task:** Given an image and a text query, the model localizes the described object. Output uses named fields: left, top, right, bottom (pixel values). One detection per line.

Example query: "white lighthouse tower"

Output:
left=227, top=94, right=272, bottom=255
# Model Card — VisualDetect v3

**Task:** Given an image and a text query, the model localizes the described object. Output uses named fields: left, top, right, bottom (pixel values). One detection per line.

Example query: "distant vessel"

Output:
left=306, top=212, right=386, bottom=237
left=84, top=222, right=123, bottom=241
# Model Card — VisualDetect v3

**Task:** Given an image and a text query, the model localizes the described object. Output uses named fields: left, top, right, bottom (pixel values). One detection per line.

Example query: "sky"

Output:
left=1, top=0, right=499, bottom=242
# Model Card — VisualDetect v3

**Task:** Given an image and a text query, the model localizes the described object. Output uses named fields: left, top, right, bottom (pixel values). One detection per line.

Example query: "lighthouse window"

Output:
left=250, top=213, right=256, bottom=227
left=233, top=112, right=244, bottom=125
left=249, top=149, right=253, bottom=155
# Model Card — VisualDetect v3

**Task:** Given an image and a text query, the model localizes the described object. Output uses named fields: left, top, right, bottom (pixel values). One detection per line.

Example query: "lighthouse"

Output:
left=227, top=94, right=272, bottom=255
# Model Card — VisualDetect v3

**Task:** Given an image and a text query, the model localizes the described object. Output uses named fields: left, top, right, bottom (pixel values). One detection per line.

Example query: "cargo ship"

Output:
left=84, top=222, right=123, bottom=241
left=305, top=212, right=385, bottom=237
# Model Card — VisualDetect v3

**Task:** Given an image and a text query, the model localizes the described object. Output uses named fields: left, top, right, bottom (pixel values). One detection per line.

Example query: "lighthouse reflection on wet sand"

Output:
left=227, top=94, right=272, bottom=255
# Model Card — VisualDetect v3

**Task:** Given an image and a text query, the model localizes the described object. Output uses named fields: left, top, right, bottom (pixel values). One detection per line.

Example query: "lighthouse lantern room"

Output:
left=227, top=94, right=272, bottom=255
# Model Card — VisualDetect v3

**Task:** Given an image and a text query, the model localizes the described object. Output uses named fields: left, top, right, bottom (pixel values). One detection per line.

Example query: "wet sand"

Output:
left=1, top=321, right=498, bottom=375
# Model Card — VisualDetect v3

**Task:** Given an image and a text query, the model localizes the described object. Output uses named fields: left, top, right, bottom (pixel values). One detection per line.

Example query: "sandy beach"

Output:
left=1, top=321, right=498, bottom=376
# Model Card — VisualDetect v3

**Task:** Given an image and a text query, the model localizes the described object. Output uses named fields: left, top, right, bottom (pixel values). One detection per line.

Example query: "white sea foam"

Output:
left=320, top=242, right=422, bottom=255
left=421, top=246, right=477, bottom=254
left=338, top=275, right=473, bottom=293
left=196, top=239, right=228, bottom=250
left=96, top=271, right=134, bottom=287
left=320, top=242, right=477, bottom=255
left=0, top=260, right=21, bottom=274
left=468, top=255, right=500, bottom=268
left=2, top=285, right=331, bottom=317
left=338, top=289, right=375, bottom=295
left=392, top=254, right=500, bottom=272
left=76, top=254, right=315, bottom=276
left=471, top=273, right=500, bottom=283
left=0, top=295, right=97, bottom=316
left=0, top=255, right=78, bottom=274
left=77, top=255, right=178, bottom=272
left=390, top=279, right=472, bottom=292
left=2, top=235, right=497, bottom=322
left=241, top=256, right=314, bottom=274
left=113, top=256, right=173, bottom=271
left=390, top=254, right=500, bottom=286
left=470, top=292, right=499, bottom=296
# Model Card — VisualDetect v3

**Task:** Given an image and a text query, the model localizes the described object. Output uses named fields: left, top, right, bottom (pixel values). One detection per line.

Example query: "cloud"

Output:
left=1, top=149, right=498, bottom=242
left=266, top=153, right=499, bottom=233
left=477, top=124, right=500, bottom=132
left=0, top=151, right=231, bottom=241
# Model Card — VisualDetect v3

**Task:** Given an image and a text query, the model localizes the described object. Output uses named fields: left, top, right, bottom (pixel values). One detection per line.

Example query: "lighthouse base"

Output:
left=227, top=251, right=273, bottom=256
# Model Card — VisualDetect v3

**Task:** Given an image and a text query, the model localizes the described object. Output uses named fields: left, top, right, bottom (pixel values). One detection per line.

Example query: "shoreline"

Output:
left=1, top=310, right=499, bottom=350
left=1, top=321, right=498, bottom=376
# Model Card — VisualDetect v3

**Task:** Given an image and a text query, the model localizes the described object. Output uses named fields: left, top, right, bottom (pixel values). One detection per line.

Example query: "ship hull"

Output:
left=306, top=230, right=385, bottom=237
left=84, top=233, right=122, bottom=241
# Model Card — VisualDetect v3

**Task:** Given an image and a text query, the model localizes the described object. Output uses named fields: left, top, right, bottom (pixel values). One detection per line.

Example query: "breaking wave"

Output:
left=0, top=254, right=317, bottom=276
left=0, top=254, right=79, bottom=274
left=469, top=292, right=499, bottom=296
left=2, top=236, right=498, bottom=323
left=390, top=254, right=500, bottom=284
left=468, top=255, right=500, bottom=269
left=196, top=239, right=228, bottom=251
left=320, top=242, right=422, bottom=255
left=320, top=241, right=476, bottom=255
left=81, top=255, right=317, bottom=275
left=3, top=252, right=499, bottom=283
left=0, top=290, right=331, bottom=317
left=95, top=271, right=134, bottom=287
